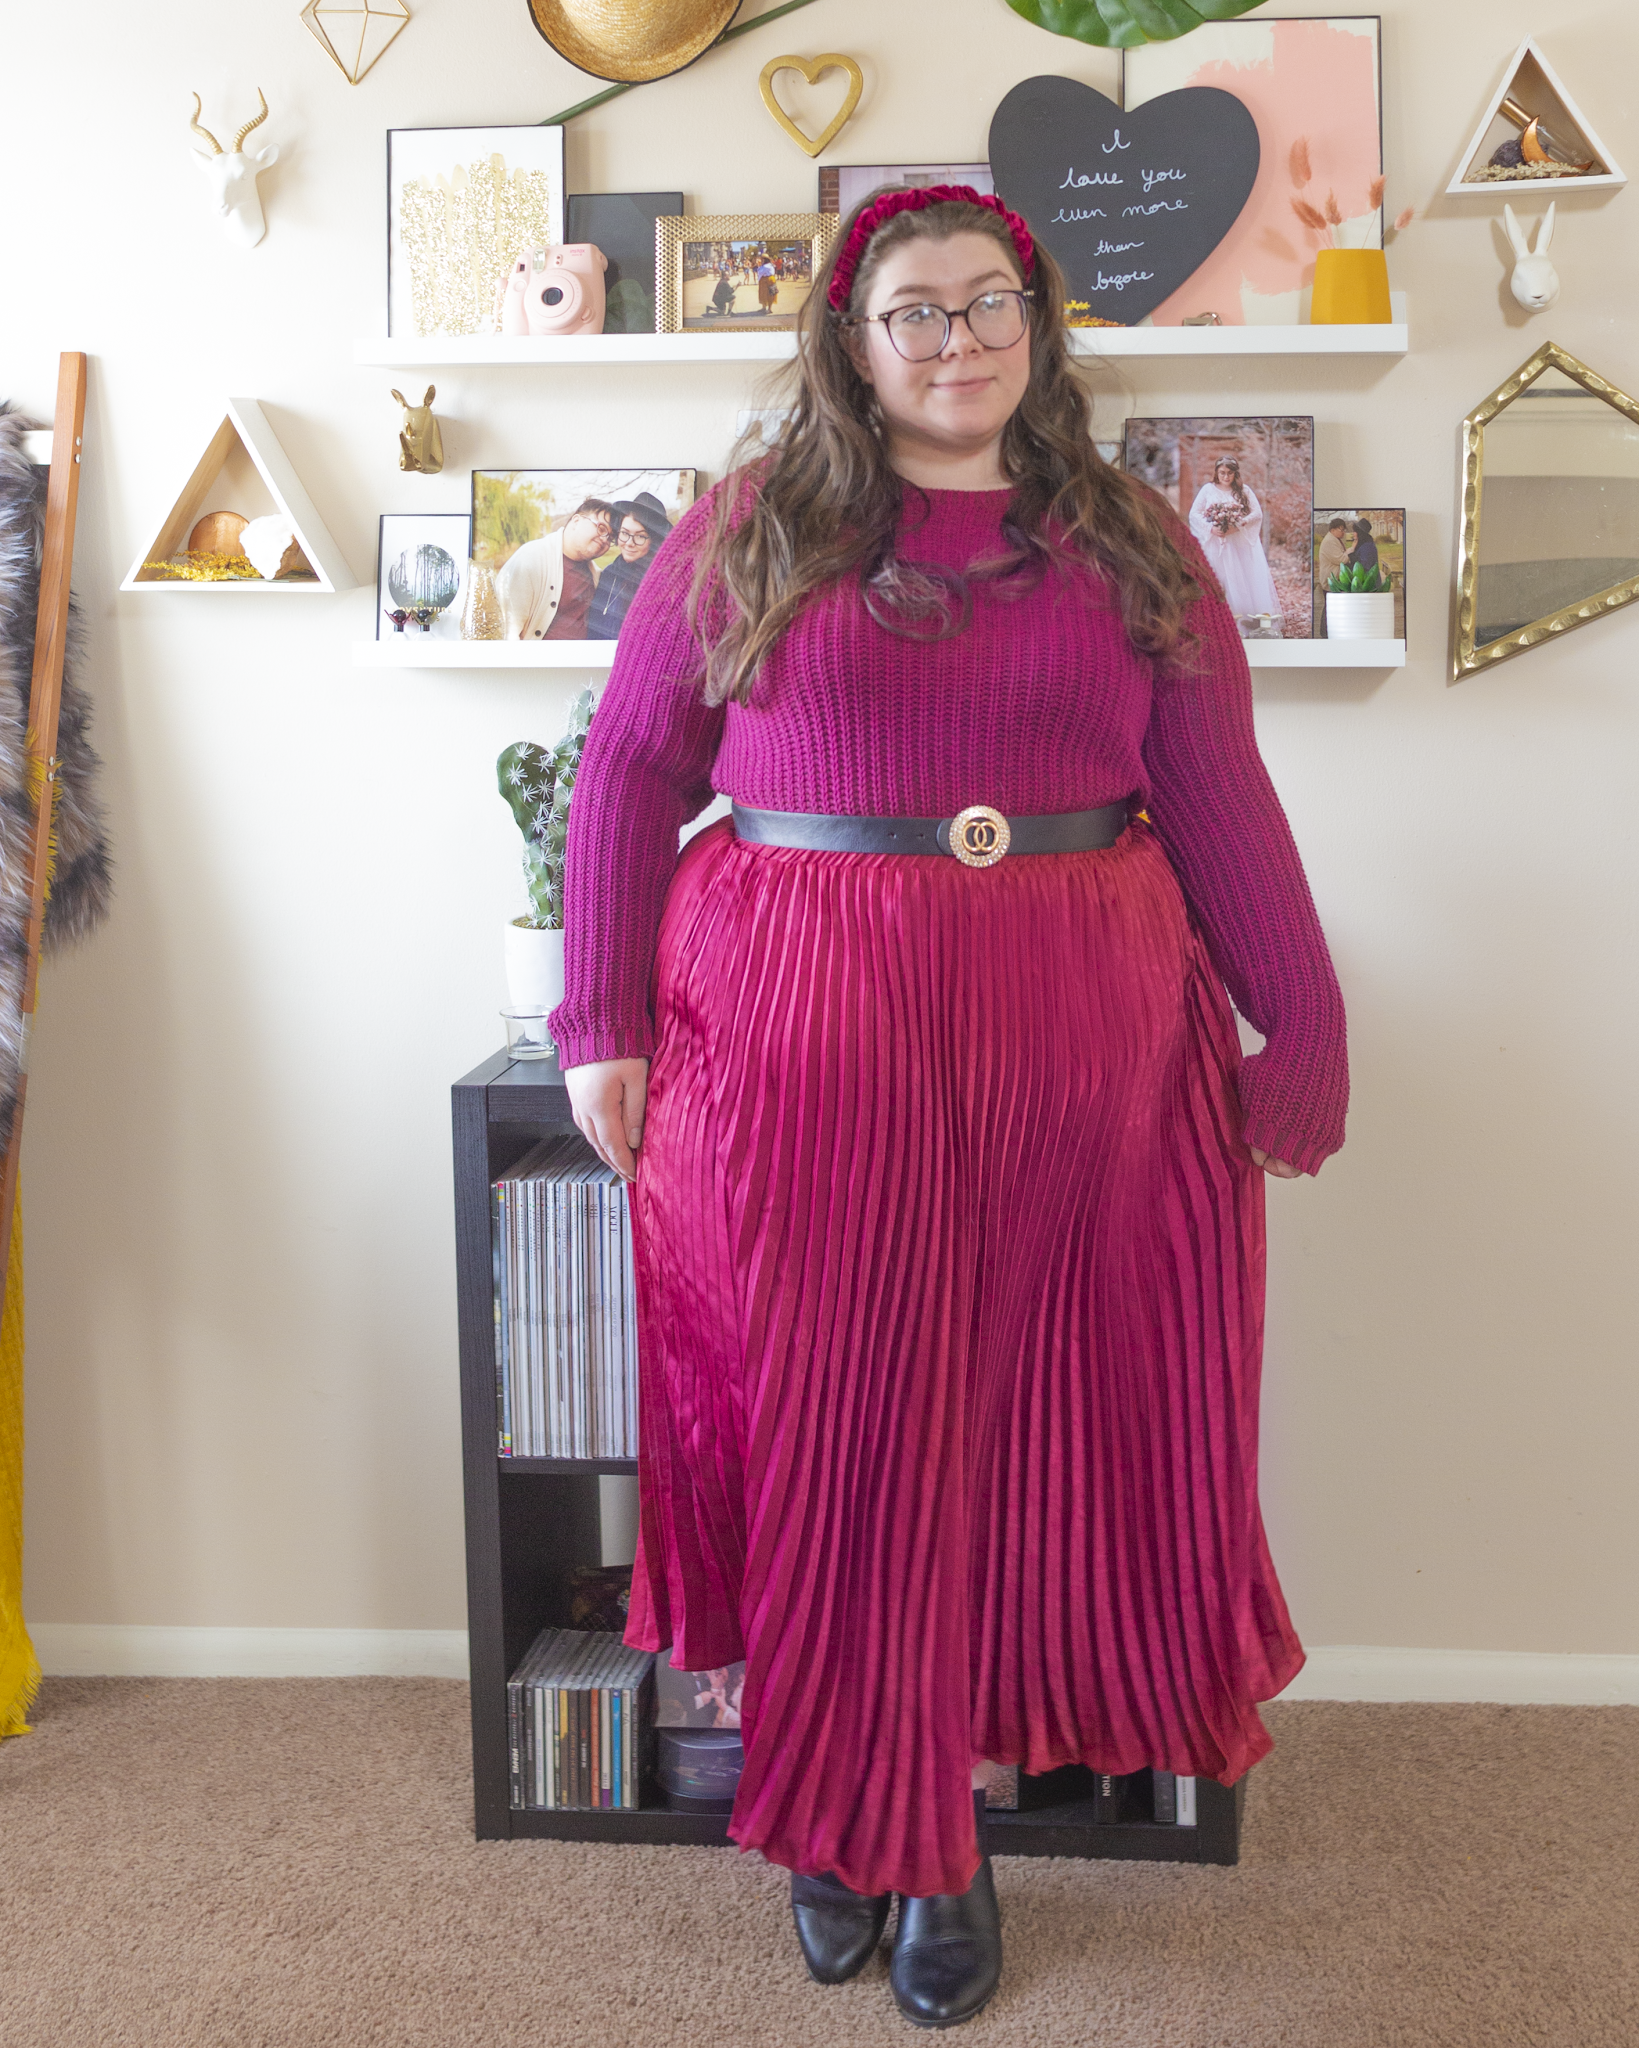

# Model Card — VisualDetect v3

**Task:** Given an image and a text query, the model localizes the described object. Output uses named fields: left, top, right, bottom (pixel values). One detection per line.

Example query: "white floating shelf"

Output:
left=354, top=639, right=616, bottom=669
left=1073, top=323, right=1406, bottom=359
left=354, top=322, right=1408, bottom=368
left=1248, top=639, right=1404, bottom=668
left=354, top=638, right=1404, bottom=672
left=130, top=577, right=335, bottom=595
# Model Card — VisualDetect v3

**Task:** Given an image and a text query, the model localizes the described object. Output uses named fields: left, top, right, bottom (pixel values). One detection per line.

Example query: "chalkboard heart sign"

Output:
left=988, top=76, right=1259, bottom=326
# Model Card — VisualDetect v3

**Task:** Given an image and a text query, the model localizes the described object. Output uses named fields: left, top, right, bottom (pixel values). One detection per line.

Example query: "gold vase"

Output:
left=460, top=559, right=504, bottom=640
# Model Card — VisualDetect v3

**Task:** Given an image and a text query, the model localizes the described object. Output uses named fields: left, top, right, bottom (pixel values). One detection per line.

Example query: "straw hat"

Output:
left=527, top=0, right=740, bottom=83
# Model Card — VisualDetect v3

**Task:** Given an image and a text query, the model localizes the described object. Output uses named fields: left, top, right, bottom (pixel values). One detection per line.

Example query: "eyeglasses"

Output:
left=841, top=289, right=1035, bottom=363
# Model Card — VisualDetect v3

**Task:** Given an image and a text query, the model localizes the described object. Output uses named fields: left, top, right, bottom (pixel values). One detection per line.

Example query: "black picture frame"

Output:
left=376, top=512, right=472, bottom=640
left=387, top=124, right=566, bottom=339
left=565, top=192, right=684, bottom=334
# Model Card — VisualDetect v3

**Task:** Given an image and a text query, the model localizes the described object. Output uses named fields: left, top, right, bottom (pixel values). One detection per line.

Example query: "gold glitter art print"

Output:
left=301, top=0, right=410, bottom=84
left=388, top=125, right=566, bottom=338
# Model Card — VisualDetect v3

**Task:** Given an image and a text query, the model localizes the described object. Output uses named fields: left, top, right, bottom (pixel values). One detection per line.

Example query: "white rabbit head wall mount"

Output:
left=1505, top=202, right=1560, bottom=313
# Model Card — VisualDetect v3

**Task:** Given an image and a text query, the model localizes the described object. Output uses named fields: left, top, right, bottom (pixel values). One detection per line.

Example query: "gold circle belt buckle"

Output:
left=948, top=803, right=1011, bottom=868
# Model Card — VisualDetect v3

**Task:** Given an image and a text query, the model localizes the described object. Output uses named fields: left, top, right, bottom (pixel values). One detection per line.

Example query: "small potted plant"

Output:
left=497, top=689, right=593, bottom=1038
left=1324, top=558, right=1396, bottom=640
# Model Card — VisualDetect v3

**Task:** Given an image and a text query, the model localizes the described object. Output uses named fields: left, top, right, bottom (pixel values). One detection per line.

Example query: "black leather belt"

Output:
left=731, top=799, right=1133, bottom=869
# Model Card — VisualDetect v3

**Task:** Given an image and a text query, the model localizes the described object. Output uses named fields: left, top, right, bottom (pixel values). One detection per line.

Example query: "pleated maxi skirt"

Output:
left=623, top=814, right=1303, bottom=1900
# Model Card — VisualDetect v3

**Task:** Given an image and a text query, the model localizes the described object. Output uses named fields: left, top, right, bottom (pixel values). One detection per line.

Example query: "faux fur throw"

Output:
left=0, top=403, right=112, bottom=1151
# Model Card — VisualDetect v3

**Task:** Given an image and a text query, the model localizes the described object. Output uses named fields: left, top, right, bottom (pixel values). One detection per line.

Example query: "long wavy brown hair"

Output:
left=688, top=195, right=1202, bottom=707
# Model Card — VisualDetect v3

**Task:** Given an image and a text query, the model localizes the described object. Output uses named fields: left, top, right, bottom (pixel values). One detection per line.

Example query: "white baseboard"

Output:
left=27, top=1631, right=1639, bottom=1702
left=30, top=1625, right=470, bottom=1680
left=1275, top=1645, right=1639, bottom=1706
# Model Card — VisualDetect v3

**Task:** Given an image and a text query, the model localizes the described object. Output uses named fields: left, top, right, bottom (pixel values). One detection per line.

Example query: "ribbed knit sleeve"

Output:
left=1141, top=578, right=1349, bottom=1175
left=549, top=503, right=726, bottom=1069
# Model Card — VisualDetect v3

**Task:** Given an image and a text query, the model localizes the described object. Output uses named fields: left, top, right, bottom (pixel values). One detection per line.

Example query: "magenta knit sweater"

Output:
left=551, top=485, right=1348, bottom=1174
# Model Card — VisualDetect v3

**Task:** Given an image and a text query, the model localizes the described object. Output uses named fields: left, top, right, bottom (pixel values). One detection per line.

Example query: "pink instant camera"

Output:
left=498, top=244, right=608, bottom=337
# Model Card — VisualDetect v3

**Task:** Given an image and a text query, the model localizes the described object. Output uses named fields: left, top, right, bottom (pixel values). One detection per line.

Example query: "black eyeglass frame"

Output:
left=837, top=288, right=1037, bottom=361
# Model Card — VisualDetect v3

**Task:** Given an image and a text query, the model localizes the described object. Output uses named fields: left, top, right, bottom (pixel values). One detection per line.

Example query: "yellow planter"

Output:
left=1310, top=248, right=1392, bottom=324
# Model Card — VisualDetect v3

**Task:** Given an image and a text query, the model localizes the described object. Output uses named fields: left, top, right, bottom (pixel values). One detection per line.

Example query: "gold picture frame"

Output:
left=656, top=213, right=839, bottom=334
left=1454, top=338, right=1639, bottom=679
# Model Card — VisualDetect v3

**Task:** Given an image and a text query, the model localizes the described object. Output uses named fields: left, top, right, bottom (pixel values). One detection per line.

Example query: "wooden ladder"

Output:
left=0, top=352, right=88, bottom=1316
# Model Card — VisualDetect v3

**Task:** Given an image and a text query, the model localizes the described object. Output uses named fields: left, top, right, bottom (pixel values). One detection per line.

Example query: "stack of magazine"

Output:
left=493, top=1134, right=638, bottom=1458
left=508, top=1626, right=657, bottom=1811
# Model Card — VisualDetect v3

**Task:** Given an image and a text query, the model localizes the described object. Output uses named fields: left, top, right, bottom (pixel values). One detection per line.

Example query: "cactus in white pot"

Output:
left=497, top=688, right=594, bottom=1031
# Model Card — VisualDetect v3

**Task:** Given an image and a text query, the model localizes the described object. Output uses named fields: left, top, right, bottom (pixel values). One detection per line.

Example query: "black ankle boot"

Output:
left=790, top=1868, right=893, bottom=1984
left=888, top=1791, right=1002, bottom=2028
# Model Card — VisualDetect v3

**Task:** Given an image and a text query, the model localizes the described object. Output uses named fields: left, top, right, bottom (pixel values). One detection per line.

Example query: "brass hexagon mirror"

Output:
left=1455, top=340, right=1639, bottom=678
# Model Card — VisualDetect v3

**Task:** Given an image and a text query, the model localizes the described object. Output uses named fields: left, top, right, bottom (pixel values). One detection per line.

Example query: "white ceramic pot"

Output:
left=1325, top=591, right=1396, bottom=640
left=504, top=920, right=565, bottom=1016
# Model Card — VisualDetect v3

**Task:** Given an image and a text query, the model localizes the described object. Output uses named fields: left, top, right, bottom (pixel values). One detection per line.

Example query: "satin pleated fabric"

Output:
left=623, top=816, right=1304, bottom=1900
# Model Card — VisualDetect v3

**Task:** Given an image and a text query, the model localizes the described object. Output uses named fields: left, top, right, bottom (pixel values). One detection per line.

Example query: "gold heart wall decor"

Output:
left=758, top=52, right=864, bottom=159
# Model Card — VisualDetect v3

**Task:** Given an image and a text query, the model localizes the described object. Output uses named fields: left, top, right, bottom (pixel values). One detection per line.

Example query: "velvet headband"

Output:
left=826, top=184, right=1036, bottom=312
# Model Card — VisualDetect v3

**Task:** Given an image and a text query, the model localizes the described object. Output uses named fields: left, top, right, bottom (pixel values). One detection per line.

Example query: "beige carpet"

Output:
left=1, top=1681, right=1635, bottom=2046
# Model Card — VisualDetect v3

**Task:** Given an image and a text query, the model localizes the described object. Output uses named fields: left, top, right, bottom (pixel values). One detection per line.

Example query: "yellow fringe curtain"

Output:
left=0, top=1195, right=35, bottom=1739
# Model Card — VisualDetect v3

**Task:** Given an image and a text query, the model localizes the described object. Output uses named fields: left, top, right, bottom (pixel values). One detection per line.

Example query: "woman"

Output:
left=1188, top=455, right=1282, bottom=631
left=587, top=493, right=674, bottom=641
left=553, top=187, right=1347, bottom=2029
left=1348, top=516, right=1380, bottom=578
left=756, top=255, right=779, bottom=314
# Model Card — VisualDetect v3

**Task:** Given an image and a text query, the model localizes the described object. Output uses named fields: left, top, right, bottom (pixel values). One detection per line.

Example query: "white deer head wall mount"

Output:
left=190, top=89, right=278, bottom=247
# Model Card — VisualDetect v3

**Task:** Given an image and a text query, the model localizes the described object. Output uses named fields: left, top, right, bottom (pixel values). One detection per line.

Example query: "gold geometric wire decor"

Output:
left=300, top=0, right=410, bottom=85
left=1454, top=338, right=1639, bottom=679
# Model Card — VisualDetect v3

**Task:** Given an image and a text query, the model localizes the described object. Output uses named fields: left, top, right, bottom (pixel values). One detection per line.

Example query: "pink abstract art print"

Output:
left=1123, top=17, right=1383, bottom=326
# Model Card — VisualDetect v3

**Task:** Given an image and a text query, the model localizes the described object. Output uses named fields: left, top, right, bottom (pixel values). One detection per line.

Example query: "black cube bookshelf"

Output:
left=453, top=1050, right=1246, bottom=1862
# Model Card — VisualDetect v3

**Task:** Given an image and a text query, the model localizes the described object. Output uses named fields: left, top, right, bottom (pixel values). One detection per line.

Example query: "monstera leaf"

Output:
left=1005, top=0, right=1270, bottom=49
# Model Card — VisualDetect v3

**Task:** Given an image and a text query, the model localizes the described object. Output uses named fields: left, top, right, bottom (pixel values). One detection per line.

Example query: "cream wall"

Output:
left=7, top=0, right=1638, bottom=1665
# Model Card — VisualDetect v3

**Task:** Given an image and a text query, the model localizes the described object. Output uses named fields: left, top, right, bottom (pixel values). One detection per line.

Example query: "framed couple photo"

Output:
left=471, top=468, right=697, bottom=642
left=1314, top=507, right=1407, bottom=637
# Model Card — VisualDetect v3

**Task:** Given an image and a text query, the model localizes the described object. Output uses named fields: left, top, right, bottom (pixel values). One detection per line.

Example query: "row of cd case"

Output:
left=508, top=1627, right=658, bottom=1811
left=493, top=1134, right=639, bottom=1458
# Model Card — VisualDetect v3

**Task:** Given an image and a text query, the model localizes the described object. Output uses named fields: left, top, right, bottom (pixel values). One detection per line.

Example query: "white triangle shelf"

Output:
left=122, top=397, right=355, bottom=594
left=1447, top=37, right=1626, bottom=197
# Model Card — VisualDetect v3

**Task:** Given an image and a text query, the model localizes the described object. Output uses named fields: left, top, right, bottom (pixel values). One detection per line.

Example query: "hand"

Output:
left=564, top=1057, right=650, bottom=1183
left=1249, top=1146, right=1302, bottom=1180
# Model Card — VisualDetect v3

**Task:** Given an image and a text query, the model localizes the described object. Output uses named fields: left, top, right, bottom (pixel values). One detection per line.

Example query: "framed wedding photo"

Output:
left=471, top=468, right=697, bottom=643
left=656, top=214, right=838, bottom=334
left=375, top=513, right=471, bottom=640
left=818, top=162, right=994, bottom=215
left=387, top=123, right=565, bottom=338
left=1125, top=414, right=1315, bottom=640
